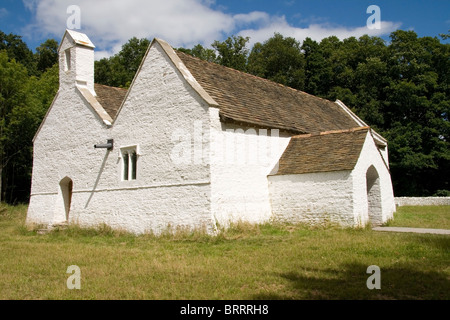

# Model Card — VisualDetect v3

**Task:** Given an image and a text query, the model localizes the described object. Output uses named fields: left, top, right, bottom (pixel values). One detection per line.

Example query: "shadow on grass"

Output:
left=410, top=234, right=450, bottom=251
left=254, top=262, right=450, bottom=300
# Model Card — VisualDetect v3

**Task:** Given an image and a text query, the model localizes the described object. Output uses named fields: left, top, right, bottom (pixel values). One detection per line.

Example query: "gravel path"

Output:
left=372, top=227, right=450, bottom=235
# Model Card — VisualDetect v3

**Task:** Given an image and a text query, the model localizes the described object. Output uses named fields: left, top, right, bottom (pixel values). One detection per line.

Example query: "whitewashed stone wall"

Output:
left=106, top=41, right=214, bottom=234
left=209, top=114, right=291, bottom=227
left=268, top=170, right=355, bottom=226
left=268, top=131, right=396, bottom=227
left=27, top=86, right=110, bottom=226
left=28, top=38, right=215, bottom=234
left=351, top=132, right=396, bottom=226
left=27, top=33, right=109, bottom=227
left=395, top=197, right=450, bottom=206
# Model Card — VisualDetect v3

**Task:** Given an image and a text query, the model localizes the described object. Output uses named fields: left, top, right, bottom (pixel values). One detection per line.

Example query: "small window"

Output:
left=64, top=49, right=71, bottom=71
left=123, top=152, right=129, bottom=181
left=121, top=147, right=138, bottom=181
left=131, top=151, right=137, bottom=180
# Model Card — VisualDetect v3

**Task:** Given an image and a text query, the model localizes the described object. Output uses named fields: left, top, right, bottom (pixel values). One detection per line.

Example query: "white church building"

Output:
left=26, top=30, right=396, bottom=234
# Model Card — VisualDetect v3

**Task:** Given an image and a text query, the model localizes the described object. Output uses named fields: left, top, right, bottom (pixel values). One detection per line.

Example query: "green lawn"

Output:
left=0, top=204, right=448, bottom=300
left=385, top=205, right=450, bottom=229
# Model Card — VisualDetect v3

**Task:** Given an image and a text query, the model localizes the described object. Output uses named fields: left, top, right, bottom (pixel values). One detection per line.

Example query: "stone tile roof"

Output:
left=274, top=127, right=370, bottom=175
left=176, top=51, right=359, bottom=134
left=92, top=48, right=361, bottom=135
left=94, top=83, right=127, bottom=119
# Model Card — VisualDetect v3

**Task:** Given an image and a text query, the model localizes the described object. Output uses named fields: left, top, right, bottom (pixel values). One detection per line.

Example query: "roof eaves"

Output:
left=335, top=99, right=387, bottom=146
left=335, top=99, right=368, bottom=128
left=219, top=113, right=307, bottom=135
left=77, top=86, right=113, bottom=127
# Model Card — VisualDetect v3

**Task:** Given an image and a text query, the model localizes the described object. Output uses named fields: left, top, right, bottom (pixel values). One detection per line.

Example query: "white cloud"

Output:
left=22, top=0, right=401, bottom=58
left=0, top=8, right=9, bottom=18
left=233, top=11, right=270, bottom=26
left=22, top=0, right=236, bottom=51
left=238, top=16, right=402, bottom=47
left=22, top=0, right=36, bottom=11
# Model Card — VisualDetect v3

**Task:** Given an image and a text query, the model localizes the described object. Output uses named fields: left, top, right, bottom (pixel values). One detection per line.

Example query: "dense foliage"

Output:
left=0, top=32, right=58, bottom=203
left=0, top=29, right=448, bottom=203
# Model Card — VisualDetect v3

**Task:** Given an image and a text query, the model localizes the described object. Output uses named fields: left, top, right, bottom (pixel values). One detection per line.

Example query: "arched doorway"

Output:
left=366, top=166, right=382, bottom=226
left=59, top=177, right=73, bottom=222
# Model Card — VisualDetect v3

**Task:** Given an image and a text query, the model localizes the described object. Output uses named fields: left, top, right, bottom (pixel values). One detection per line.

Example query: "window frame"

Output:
left=64, top=48, right=71, bottom=72
left=120, top=145, right=139, bottom=182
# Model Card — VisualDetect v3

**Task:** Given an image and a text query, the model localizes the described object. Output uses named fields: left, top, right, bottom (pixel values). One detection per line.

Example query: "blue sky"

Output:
left=1, top=0, right=449, bottom=59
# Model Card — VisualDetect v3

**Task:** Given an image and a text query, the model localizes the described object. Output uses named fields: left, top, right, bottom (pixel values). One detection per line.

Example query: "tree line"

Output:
left=0, top=29, right=448, bottom=203
left=0, top=31, right=59, bottom=203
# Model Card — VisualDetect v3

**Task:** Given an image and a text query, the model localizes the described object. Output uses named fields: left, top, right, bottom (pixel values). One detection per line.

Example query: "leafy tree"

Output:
left=302, top=37, right=326, bottom=96
left=0, top=51, right=41, bottom=201
left=177, top=44, right=218, bottom=63
left=117, top=37, right=150, bottom=84
left=247, top=33, right=305, bottom=90
left=212, top=35, right=249, bottom=71
left=95, top=37, right=150, bottom=88
left=35, top=39, right=58, bottom=73
left=300, top=31, right=448, bottom=196
left=0, top=36, right=58, bottom=202
left=382, top=31, right=450, bottom=195
left=95, top=57, right=128, bottom=88
left=439, top=29, right=450, bottom=40
left=0, top=30, right=37, bottom=75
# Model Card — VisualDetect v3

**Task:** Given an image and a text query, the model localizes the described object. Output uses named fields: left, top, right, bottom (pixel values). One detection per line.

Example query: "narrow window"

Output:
left=64, top=49, right=71, bottom=71
left=121, top=146, right=138, bottom=181
left=131, top=151, right=137, bottom=180
left=123, top=151, right=129, bottom=181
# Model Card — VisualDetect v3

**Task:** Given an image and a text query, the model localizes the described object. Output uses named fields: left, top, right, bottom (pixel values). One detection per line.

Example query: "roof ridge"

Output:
left=292, top=126, right=370, bottom=139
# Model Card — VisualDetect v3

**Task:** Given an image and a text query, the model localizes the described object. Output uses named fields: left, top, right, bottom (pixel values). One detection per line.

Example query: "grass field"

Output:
left=385, top=205, right=450, bottom=229
left=0, top=204, right=448, bottom=300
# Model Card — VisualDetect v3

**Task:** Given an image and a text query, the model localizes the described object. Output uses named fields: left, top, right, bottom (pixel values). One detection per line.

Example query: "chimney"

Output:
left=58, top=29, right=96, bottom=96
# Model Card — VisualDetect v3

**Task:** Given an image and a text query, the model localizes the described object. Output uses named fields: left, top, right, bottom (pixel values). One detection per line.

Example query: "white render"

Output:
left=395, top=197, right=450, bottom=206
left=269, top=131, right=396, bottom=227
left=28, top=33, right=215, bottom=234
left=269, top=170, right=356, bottom=226
left=27, top=30, right=396, bottom=234
left=209, top=119, right=291, bottom=227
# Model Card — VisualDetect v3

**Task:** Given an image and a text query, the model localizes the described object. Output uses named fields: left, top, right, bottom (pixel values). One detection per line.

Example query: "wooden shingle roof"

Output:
left=176, top=51, right=359, bottom=134
left=274, top=127, right=370, bottom=175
